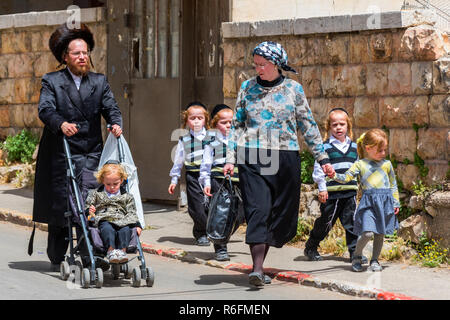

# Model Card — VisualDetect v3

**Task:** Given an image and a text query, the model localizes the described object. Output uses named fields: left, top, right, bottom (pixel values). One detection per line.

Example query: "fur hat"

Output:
left=49, top=23, right=95, bottom=65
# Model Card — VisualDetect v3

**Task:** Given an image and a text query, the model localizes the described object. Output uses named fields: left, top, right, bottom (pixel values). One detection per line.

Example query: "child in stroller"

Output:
left=86, top=160, right=142, bottom=265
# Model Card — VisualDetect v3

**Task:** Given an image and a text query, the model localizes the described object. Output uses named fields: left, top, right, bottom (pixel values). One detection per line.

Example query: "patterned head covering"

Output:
left=253, top=41, right=297, bottom=74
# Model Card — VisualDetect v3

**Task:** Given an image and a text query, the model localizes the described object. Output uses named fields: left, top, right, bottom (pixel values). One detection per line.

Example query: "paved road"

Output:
left=0, top=221, right=366, bottom=301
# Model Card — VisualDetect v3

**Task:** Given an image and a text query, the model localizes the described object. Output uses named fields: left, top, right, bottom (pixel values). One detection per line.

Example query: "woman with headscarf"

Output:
left=224, top=41, right=335, bottom=287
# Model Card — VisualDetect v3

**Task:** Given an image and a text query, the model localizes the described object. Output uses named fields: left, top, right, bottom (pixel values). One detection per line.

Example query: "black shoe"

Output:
left=351, top=256, right=364, bottom=272
left=249, top=272, right=265, bottom=287
left=215, top=249, right=230, bottom=261
left=195, top=235, right=211, bottom=246
left=304, top=248, right=323, bottom=261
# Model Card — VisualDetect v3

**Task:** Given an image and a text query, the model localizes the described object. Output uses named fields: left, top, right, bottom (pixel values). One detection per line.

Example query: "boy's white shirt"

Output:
left=169, top=127, right=207, bottom=185
left=199, top=130, right=228, bottom=188
left=312, top=135, right=351, bottom=192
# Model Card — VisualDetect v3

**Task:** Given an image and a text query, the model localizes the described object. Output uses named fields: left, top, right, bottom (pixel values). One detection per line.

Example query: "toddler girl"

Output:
left=329, top=128, right=399, bottom=272
left=86, top=161, right=142, bottom=264
left=168, top=101, right=211, bottom=246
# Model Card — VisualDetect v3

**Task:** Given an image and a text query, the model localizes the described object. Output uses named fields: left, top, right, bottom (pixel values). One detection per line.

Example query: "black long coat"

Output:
left=32, top=68, right=122, bottom=227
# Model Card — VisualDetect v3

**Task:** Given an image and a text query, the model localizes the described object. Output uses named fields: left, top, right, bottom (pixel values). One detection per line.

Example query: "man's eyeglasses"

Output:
left=67, top=51, right=91, bottom=58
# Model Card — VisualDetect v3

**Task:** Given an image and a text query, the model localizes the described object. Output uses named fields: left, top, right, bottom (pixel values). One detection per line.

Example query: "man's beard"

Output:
left=66, top=61, right=90, bottom=76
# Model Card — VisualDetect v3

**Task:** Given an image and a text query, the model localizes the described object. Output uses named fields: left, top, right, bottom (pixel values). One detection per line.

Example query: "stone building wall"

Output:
left=222, top=10, right=450, bottom=190
left=0, top=8, right=107, bottom=139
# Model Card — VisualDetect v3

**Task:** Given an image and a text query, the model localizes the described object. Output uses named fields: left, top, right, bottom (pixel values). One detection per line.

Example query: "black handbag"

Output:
left=206, top=176, right=239, bottom=245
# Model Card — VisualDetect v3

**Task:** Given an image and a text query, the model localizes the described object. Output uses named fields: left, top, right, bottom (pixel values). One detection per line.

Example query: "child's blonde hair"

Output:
left=210, top=108, right=233, bottom=128
left=323, top=107, right=353, bottom=141
left=181, top=103, right=210, bottom=130
left=356, top=128, right=388, bottom=159
left=95, top=163, right=128, bottom=184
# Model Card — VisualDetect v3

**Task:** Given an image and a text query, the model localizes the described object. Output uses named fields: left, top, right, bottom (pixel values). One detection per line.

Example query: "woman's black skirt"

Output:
left=237, top=148, right=300, bottom=248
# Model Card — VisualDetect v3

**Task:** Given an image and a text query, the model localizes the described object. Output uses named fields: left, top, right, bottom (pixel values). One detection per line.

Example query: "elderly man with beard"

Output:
left=31, top=23, right=123, bottom=271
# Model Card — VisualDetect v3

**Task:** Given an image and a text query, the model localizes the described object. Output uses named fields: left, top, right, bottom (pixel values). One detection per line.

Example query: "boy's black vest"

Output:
left=324, top=139, right=358, bottom=199
left=207, top=130, right=239, bottom=182
left=180, top=132, right=210, bottom=172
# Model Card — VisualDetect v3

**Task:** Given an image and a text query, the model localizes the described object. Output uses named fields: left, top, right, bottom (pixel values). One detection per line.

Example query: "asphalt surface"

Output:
left=0, top=183, right=449, bottom=300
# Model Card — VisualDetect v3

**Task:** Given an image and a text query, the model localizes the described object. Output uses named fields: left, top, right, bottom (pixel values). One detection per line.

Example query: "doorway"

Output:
left=106, top=0, right=230, bottom=202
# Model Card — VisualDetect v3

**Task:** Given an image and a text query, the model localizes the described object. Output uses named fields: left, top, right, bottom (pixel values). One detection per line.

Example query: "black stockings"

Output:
left=250, top=243, right=269, bottom=274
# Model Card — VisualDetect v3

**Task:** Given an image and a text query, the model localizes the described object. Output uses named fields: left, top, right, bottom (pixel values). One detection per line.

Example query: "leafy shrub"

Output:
left=2, top=129, right=39, bottom=164
left=412, top=232, right=448, bottom=267
left=290, top=217, right=313, bottom=243
left=300, top=150, right=315, bottom=184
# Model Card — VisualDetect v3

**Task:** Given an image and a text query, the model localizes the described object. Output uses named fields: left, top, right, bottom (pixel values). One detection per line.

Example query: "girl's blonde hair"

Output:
left=95, top=163, right=128, bottom=184
left=323, top=107, right=353, bottom=141
left=356, top=128, right=388, bottom=159
left=210, top=108, right=233, bottom=128
left=181, top=105, right=210, bottom=130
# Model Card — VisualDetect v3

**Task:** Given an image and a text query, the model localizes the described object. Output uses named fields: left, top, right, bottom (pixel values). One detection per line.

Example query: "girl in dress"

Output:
left=329, top=128, right=399, bottom=272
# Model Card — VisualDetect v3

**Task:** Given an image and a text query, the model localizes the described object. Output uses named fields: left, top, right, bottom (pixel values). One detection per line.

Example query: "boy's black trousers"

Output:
left=186, top=171, right=209, bottom=240
left=305, top=196, right=358, bottom=254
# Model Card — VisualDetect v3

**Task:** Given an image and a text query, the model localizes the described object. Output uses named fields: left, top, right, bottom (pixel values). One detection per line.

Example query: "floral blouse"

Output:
left=226, top=77, right=328, bottom=165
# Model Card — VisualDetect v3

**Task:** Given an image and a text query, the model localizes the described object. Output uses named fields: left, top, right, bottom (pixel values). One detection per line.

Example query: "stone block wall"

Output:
left=222, top=11, right=450, bottom=189
left=0, top=8, right=106, bottom=140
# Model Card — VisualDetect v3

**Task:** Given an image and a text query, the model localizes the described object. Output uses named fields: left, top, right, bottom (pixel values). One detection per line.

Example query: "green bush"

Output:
left=300, top=150, right=315, bottom=184
left=2, top=129, right=39, bottom=164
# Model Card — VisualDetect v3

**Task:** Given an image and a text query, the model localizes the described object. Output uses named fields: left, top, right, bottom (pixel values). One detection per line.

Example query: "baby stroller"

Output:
left=59, top=130, right=154, bottom=288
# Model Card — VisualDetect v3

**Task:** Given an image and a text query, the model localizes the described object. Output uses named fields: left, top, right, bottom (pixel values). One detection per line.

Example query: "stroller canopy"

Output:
left=99, top=133, right=145, bottom=228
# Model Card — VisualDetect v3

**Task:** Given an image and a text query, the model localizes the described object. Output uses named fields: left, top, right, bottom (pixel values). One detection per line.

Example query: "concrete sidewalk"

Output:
left=1, top=183, right=449, bottom=300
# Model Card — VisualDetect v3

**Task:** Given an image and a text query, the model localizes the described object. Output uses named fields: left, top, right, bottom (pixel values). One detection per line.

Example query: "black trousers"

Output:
left=305, top=196, right=358, bottom=254
left=186, top=171, right=209, bottom=240
left=98, top=221, right=131, bottom=250
left=47, top=225, right=70, bottom=265
left=237, top=148, right=301, bottom=248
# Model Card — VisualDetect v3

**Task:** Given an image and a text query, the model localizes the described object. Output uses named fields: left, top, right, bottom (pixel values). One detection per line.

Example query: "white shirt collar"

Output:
left=67, top=67, right=82, bottom=90
left=329, top=135, right=351, bottom=146
left=190, top=127, right=206, bottom=139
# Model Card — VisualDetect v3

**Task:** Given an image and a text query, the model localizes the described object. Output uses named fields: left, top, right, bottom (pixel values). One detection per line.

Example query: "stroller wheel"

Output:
left=60, top=261, right=70, bottom=281
left=81, top=268, right=90, bottom=289
left=95, top=268, right=104, bottom=288
left=112, top=264, right=120, bottom=280
left=121, top=263, right=129, bottom=278
left=145, top=267, right=155, bottom=287
left=131, top=266, right=141, bottom=287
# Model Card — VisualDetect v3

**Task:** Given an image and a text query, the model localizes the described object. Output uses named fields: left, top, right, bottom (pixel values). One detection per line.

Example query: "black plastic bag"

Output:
left=206, top=177, right=239, bottom=245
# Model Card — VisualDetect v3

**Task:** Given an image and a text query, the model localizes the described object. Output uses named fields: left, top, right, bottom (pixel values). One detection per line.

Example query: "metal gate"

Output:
left=106, top=0, right=229, bottom=202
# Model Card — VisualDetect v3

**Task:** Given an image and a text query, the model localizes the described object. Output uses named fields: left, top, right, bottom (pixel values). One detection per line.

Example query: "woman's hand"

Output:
left=223, top=163, right=235, bottom=176
left=136, top=227, right=142, bottom=236
left=321, top=163, right=335, bottom=178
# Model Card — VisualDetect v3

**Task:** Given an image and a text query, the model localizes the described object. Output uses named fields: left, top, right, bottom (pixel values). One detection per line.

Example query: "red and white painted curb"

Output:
left=140, top=242, right=423, bottom=300
left=0, top=210, right=424, bottom=300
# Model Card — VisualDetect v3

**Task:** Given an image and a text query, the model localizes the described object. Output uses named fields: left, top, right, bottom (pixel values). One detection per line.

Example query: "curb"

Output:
left=140, top=243, right=423, bottom=300
left=1, top=210, right=423, bottom=300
